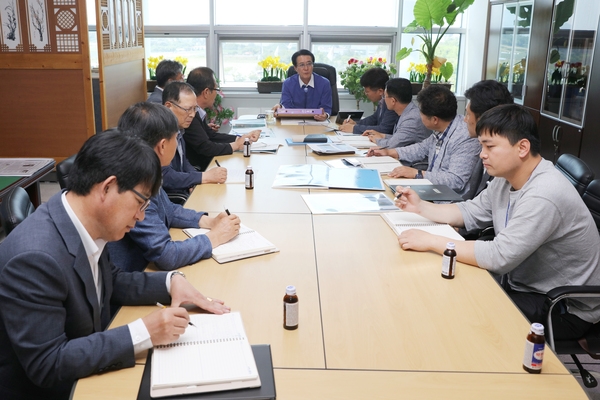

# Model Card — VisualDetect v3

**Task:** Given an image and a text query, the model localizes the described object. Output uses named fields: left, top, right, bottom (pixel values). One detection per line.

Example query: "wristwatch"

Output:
left=170, top=271, right=186, bottom=281
left=415, top=170, right=424, bottom=179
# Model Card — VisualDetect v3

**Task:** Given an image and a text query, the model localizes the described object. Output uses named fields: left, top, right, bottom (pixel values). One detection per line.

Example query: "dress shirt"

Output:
left=353, top=98, right=399, bottom=135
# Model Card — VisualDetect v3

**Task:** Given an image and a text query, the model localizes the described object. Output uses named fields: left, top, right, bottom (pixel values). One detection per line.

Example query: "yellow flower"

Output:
left=258, top=56, right=292, bottom=81
left=174, top=56, right=188, bottom=67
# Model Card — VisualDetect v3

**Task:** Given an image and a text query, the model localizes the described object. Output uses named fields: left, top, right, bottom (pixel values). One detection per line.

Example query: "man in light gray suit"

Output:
left=0, top=131, right=230, bottom=399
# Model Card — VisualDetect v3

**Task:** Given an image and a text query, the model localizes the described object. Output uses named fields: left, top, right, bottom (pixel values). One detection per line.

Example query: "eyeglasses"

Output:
left=170, top=101, right=199, bottom=114
left=296, top=62, right=313, bottom=69
left=209, top=86, right=221, bottom=92
left=130, top=188, right=151, bottom=212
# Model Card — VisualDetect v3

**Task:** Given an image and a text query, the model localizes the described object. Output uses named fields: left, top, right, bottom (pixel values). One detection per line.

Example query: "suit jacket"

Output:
left=353, top=98, right=399, bottom=135
left=147, top=86, right=163, bottom=104
left=184, top=112, right=236, bottom=171
left=162, top=131, right=204, bottom=195
left=0, top=192, right=170, bottom=399
left=280, top=73, right=332, bottom=114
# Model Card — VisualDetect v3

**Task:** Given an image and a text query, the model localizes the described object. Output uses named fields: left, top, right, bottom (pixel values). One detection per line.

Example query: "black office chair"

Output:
left=545, top=178, right=600, bottom=388
left=287, top=63, right=340, bottom=116
left=166, top=192, right=189, bottom=205
left=0, top=187, right=35, bottom=236
left=555, top=153, right=595, bottom=196
left=56, top=154, right=77, bottom=190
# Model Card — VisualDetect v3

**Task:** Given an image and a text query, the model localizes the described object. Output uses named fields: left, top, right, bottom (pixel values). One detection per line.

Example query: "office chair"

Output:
left=555, top=153, right=595, bottom=196
left=287, top=63, right=340, bottom=116
left=545, top=178, right=600, bottom=388
left=56, top=154, right=77, bottom=190
left=166, top=192, right=189, bottom=205
left=0, top=187, right=35, bottom=236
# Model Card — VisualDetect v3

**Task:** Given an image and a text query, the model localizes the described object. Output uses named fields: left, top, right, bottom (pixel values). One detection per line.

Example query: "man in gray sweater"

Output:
left=394, top=104, right=600, bottom=340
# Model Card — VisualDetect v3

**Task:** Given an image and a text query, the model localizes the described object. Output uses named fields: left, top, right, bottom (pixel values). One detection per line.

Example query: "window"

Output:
left=145, top=37, right=207, bottom=79
left=144, top=0, right=209, bottom=25
left=308, top=0, right=398, bottom=27
left=215, top=0, right=302, bottom=25
left=312, top=42, right=394, bottom=87
left=219, top=39, right=297, bottom=87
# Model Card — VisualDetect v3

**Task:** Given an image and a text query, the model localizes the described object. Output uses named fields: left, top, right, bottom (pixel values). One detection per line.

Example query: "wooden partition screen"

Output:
left=0, top=0, right=94, bottom=161
left=96, top=0, right=146, bottom=129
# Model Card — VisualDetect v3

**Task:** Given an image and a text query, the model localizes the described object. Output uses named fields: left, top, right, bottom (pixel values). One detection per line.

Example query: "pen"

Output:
left=225, top=208, right=231, bottom=216
left=215, top=159, right=221, bottom=167
left=156, top=302, right=196, bottom=327
left=345, top=114, right=352, bottom=123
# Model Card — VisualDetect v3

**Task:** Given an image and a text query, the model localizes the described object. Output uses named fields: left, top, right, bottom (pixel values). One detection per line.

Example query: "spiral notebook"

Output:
left=381, top=212, right=464, bottom=241
left=183, top=224, right=279, bottom=264
left=149, top=312, right=260, bottom=398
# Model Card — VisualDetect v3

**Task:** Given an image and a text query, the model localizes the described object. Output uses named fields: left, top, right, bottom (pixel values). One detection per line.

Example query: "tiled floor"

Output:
left=3, top=182, right=600, bottom=398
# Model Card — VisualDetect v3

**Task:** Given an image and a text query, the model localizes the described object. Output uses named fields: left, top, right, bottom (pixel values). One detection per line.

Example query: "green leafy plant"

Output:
left=396, top=0, right=474, bottom=87
left=339, top=57, right=397, bottom=109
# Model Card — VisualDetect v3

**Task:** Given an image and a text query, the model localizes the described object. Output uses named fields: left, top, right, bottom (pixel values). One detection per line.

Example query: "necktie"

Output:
left=302, top=85, right=308, bottom=108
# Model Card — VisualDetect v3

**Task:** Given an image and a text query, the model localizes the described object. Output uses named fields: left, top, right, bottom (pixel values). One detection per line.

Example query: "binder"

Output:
left=137, top=344, right=276, bottom=400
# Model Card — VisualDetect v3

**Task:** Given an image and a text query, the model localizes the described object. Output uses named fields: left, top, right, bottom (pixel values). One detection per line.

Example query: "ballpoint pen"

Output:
left=225, top=208, right=231, bottom=216
left=215, top=159, right=221, bottom=167
left=345, top=114, right=352, bottom=123
left=156, top=302, right=196, bottom=327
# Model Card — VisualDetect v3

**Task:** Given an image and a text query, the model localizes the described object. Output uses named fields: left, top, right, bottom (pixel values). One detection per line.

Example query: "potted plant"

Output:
left=146, top=55, right=164, bottom=92
left=339, top=57, right=397, bottom=109
left=397, top=0, right=474, bottom=88
left=406, top=60, right=453, bottom=94
left=257, top=56, right=291, bottom=93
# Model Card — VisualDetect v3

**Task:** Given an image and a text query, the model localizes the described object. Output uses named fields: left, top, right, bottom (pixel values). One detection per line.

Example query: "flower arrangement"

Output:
left=147, top=55, right=189, bottom=80
left=258, top=56, right=291, bottom=82
left=407, top=58, right=453, bottom=84
left=174, top=56, right=189, bottom=76
left=147, top=55, right=164, bottom=80
left=204, top=79, right=235, bottom=125
left=551, top=60, right=588, bottom=87
left=339, top=57, right=397, bottom=109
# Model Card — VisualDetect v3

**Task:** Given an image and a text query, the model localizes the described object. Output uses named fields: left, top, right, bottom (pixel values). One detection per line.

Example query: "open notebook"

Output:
left=381, top=212, right=464, bottom=241
left=184, top=224, right=279, bottom=263
left=150, top=312, right=260, bottom=398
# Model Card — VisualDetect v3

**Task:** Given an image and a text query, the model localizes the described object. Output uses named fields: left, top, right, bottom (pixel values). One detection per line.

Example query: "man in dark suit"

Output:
left=184, top=67, right=259, bottom=171
left=0, top=131, right=230, bottom=399
left=147, top=59, right=184, bottom=103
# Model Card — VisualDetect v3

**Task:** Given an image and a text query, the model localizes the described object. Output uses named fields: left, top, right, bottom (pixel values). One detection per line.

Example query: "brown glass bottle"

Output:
left=283, top=285, right=298, bottom=330
left=441, top=242, right=456, bottom=279
left=523, top=322, right=545, bottom=373
left=245, top=166, right=254, bottom=190
left=243, top=138, right=251, bottom=157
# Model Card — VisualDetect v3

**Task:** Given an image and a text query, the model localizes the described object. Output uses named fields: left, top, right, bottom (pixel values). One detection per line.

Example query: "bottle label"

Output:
left=245, top=174, right=253, bottom=188
left=285, top=302, right=299, bottom=327
left=441, top=254, right=455, bottom=277
left=523, top=340, right=544, bottom=370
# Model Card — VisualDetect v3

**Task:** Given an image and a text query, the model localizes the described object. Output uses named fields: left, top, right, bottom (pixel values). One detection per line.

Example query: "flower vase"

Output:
left=257, top=81, right=283, bottom=94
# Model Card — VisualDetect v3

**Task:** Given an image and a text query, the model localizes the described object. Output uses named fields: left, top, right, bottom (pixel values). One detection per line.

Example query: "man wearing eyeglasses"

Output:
left=0, top=131, right=230, bottom=399
left=162, top=81, right=228, bottom=197
left=369, top=84, right=482, bottom=200
left=184, top=67, right=260, bottom=171
left=273, top=49, right=332, bottom=121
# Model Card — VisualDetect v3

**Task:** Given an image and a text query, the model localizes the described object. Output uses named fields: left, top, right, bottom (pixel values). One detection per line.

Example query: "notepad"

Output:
left=343, top=156, right=402, bottom=174
left=381, top=212, right=465, bottom=241
left=301, top=193, right=398, bottom=214
left=184, top=224, right=279, bottom=263
left=150, top=312, right=260, bottom=398
left=334, top=135, right=378, bottom=148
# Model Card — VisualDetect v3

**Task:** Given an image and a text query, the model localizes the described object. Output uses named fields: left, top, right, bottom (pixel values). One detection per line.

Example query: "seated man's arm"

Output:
left=161, top=165, right=202, bottom=192
left=317, top=77, right=332, bottom=115
left=279, top=78, right=296, bottom=108
left=353, top=106, right=399, bottom=135
left=127, top=199, right=213, bottom=270
left=184, top=120, right=234, bottom=157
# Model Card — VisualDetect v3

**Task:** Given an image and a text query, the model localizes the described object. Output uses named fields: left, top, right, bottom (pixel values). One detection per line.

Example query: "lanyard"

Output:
left=428, top=120, right=453, bottom=171
left=505, top=198, right=511, bottom=228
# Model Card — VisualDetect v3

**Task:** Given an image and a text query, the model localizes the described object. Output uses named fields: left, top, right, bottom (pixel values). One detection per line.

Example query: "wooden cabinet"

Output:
left=538, top=115, right=583, bottom=163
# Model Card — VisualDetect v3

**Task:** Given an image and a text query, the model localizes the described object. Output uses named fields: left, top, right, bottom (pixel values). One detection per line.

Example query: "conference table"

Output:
left=72, top=120, right=587, bottom=399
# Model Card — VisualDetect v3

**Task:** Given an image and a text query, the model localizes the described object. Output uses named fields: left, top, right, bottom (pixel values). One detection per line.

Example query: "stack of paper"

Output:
left=301, top=193, right=398, bottom=214
left=307, top=143, right=358, bottom=155
left=343, top=156, right=402, bottom=174
left=334, top=135, right=378, bottom=148
left=251, top=141, right=280, bottom=154
left=381, top=212, right=464, bottom=241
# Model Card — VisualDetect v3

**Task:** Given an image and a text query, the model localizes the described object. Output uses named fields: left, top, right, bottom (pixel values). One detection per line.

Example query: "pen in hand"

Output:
left=215, top=160, right=221, bottom=167
left=345, top=114, right=352, bottom=123
left=225, top=207, right=231, bottom=216
left=156, top=302, right=196, bottom=327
